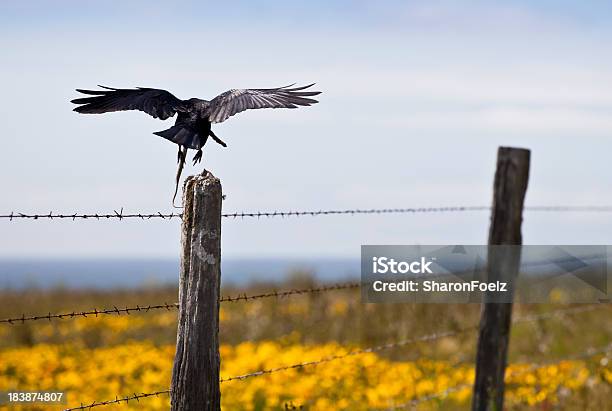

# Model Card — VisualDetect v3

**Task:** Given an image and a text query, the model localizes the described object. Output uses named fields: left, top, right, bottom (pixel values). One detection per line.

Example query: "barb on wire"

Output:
left=60, top=305, right=609, bottom=410
left=0, top=282, right=362, bottom=325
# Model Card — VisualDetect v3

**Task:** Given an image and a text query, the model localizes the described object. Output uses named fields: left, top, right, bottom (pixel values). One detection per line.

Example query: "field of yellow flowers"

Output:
left=1, top=277, right=611, bottom=410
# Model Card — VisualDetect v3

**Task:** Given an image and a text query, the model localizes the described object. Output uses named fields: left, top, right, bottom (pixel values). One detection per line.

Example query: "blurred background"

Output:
left=1, top=1, right=612, bottom=289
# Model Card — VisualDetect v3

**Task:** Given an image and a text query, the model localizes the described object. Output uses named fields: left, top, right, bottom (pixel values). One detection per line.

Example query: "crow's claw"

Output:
left=210, top=131, right=227, bottom=147
left=192, top=150, right=203, bottom=165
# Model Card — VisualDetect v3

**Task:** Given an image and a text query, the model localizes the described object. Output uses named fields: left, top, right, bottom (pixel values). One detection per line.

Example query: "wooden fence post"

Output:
left=471, top=147, right=530, bottom=411
left=171, top=171, right=222, bottom=411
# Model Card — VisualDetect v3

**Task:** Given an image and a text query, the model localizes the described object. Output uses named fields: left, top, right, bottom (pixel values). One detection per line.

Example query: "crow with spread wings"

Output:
left=71, top=84, right=320, bottom=204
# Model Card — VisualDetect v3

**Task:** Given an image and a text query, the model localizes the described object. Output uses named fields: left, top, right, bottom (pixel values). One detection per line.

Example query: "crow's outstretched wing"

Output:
left=206, top=84, right=320, bottom=123
left=71, top=86, right=187, bottom=120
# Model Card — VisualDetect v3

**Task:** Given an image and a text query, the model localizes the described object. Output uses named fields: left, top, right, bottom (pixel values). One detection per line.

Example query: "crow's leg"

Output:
left=210, top=130, right=227, bottom=147
left=177, top=146, right=183, bottom=163
left=192, top=149, right=203, bottom=165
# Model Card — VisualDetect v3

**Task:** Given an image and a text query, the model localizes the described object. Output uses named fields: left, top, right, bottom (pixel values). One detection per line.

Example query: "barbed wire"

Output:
left=220, top=206, right=490, bottom=218
left=0, top=206, right=486, bottom=221
left=219, top=328, right=467, bottom=383
left=6, top=276, right=603, bottom=325
left=1, top=286, right=607, bottom=327
left=218, top=304, right=609, bottom=383
left=63, top=390, right=171, bottom=411
left=3, top=205, right=612, bottom=221
left=62, top=308, right=611, bottom=410
left=0, top=208, right=182, bottom=221
left=381, top=342, right=612, bottom=410
left=0, top=282, right=363, bottom=325
left=0, top=302, right=178, bottom=325
left=219, top=282, right=362, bottom=303
left=525, top=205, right=612, bottom=212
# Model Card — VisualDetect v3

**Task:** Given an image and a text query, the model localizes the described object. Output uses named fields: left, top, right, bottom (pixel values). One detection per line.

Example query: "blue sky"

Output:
left=1, top=1, right=611, bottom=258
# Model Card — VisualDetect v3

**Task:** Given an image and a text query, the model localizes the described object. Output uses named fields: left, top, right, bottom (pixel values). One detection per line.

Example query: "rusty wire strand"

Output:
left=0, top=282, right=362, bottom=325
left=61, top=305, right=610, bottom=410
left=1, top=206, right=487, bottom=221
left=62, top=390, right=171, bottom=411
left=0, top=208, right=182, bottom=221
left=219, top=282, right=362, bottom=303
left=0, top=302, right=179, bottom=325
left=220, top=206, right=490, bottom=218
left=3, top=205, right=612, bottom=221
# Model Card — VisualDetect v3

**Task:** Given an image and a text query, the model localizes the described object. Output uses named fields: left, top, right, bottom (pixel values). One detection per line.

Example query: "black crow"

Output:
left=71, top=84, right=320, bottom=204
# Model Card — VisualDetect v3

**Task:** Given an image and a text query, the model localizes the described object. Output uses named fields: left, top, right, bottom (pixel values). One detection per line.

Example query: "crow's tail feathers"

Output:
left=156, top=126, right=204, bottom=207
left=154, top=126, right=202, bottom=150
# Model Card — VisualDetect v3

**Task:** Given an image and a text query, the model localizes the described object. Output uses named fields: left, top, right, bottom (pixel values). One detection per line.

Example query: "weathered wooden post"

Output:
left=472, top=147, right=530, bottom=411
left=171, top=171, right=222, bottom=411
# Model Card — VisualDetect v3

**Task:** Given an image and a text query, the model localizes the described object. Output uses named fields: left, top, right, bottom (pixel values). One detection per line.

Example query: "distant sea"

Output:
left=0, top=258, right=359, bottom=290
